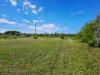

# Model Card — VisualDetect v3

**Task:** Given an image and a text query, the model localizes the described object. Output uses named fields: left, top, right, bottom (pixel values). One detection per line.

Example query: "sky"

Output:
left=0, top=0, right=100, bottom=34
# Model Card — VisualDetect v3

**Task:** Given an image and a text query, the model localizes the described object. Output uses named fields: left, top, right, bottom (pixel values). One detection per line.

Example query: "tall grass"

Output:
left=0, top=38, right=100, bottom=75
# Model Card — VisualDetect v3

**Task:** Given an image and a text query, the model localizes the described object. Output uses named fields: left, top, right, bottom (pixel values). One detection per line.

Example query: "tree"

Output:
left=61, top=33, right=65, bottom=39
left=4, top=31, right=21, bottom=36
left=78, top=20, right=100, bottom=47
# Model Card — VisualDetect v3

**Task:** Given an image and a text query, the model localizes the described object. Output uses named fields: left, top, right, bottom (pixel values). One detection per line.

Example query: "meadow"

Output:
left=0, top=38, right=100, bottom=75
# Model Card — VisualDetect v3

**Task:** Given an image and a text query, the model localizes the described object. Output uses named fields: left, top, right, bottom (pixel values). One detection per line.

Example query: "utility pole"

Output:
left=34, top=23, right=37, bottom=39
left=35, top=23, right=36, bottom=36
left=33, top=20, right=42, bottom=39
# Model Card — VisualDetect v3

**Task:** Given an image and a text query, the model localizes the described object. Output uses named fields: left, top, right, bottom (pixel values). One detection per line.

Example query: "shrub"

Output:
left=78, top=21, right=100, bottom=47
left=61, top=34, right=64, bottom=39
left=0, top=35, right=18, bottom=39
left=34, top=35, right=38, bottom=39
left=88, top=40, right=96, bottom=47
left=34, top=36, right=38, bottom=39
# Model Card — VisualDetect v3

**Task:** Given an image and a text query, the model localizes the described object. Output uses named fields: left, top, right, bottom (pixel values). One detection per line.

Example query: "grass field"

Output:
left=0, top=38, right=100, bottom=75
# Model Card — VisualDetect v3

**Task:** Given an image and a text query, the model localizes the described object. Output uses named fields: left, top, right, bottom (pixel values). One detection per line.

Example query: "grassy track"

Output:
left=0, top=38, right=100, bottom=75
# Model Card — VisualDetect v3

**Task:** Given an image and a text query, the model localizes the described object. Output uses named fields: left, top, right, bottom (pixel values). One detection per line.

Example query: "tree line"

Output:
left=0, top=30, right=76, bottom=39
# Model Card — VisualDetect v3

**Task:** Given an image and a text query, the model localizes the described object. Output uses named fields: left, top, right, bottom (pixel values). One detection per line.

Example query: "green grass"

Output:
left=0, top=38, right=100, bottom=75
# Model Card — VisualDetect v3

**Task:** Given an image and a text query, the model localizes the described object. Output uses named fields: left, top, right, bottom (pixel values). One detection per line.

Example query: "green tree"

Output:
left=78, top=21, right=100, bottom=47
left=4, top=31, right=21, bottom=36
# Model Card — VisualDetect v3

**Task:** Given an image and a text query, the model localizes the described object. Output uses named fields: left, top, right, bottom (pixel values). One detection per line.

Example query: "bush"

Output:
left=34, top=36, right=38, bottom=39
left=34, top=35, right=38, bottom=39
left=95, top=42, right=100, bottom=47
left=61, top=34, right=64, bottom=39
left=0, top=35, right=17, bottom=39
left=97, top=43, right=100, bottom=47
left=78, top=21, right=100, bottom=47
left=88, top=40, right=96, bottom=47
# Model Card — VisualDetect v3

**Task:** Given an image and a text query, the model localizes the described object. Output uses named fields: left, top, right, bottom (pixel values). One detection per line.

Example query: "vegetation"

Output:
left=60, top=33, right=65, bottom=39
left=0, top=38, right=100, bottom=75
left=0, top=30, right=76, bottom=39
left=0, top=31, right=32, bottom=39
left=0, top=15, right=100, bottom=75
left=4, top=31, right=21, bottom=36
left=77, top=21, right=100, bottom=47
left=34, top=35, right=38, bottom=39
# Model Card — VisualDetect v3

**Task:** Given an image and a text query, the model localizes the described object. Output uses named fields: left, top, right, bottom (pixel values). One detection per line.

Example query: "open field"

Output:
left=0, top=38, right=100, bottom=75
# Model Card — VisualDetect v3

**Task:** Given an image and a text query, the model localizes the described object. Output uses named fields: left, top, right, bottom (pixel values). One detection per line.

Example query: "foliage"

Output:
left=0, top=38, right=99, bottom=75
left=61, top=33, right=64, bottom=39
left=33, top=34, right=38, bottom=39
left=34, top=36, right=38, bottom=39
left=78, top=21, right=100, bottom=47
left=0, top=35, right=17, bottom=39
left=0, top=31, right=33, bottom=39
left=4, top=30, right=21, bottom=36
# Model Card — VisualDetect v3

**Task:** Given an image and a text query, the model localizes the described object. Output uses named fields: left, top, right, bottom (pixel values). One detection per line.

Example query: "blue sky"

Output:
left=0, top=0, right=100, bottom=33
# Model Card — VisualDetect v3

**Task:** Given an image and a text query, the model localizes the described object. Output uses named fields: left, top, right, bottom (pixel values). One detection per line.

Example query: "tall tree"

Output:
left=78, top=20, right=100, bottom=47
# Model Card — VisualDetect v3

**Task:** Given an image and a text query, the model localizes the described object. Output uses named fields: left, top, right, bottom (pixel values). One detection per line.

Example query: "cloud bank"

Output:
left=0, top=18, right=16, bottom=25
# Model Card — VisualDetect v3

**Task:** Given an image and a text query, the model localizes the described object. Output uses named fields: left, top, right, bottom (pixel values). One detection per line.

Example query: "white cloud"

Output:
left=23, top=1, right=36, bottom=14
left=23, top=1, right=36, bottom=9
left=39, top=24, right=59, bottom=33
left=29, top=23, right=60, bottom=34
left=70, top=11, right=84, bottom=17
left=21, top=19, right=30, bottom=23
left=17, top=19, right=61, bottom=33
left=3, top=14, right=7, bottom=17
left=77, top=11, right=84, bottom=14
left=0, top=13, right=7, bottom=18
left=0, top=18, right=62, bottom=33
left=32, top=10, right=38, bottom=15
left=25, top=11, right=28, bottom=15
left=38, top=7, right=43, bottom=12
left=16, top=8, right=21, bottom=13
left=23, top=1, right=42, bottom=15
left=33, top=19, right=44, bottom=23
left=10, top=0, right=17, bottom=6
left=8, top=0, right=42, bottom=15
left=0, top=18, right=16, bottom=25
left=41, top=24, right=58, bottom=30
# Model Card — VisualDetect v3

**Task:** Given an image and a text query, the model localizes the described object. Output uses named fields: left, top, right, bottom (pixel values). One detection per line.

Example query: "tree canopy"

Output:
left=78, top=20, right=100, bottom=47
left=4, top=31, right=21, bottom=36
